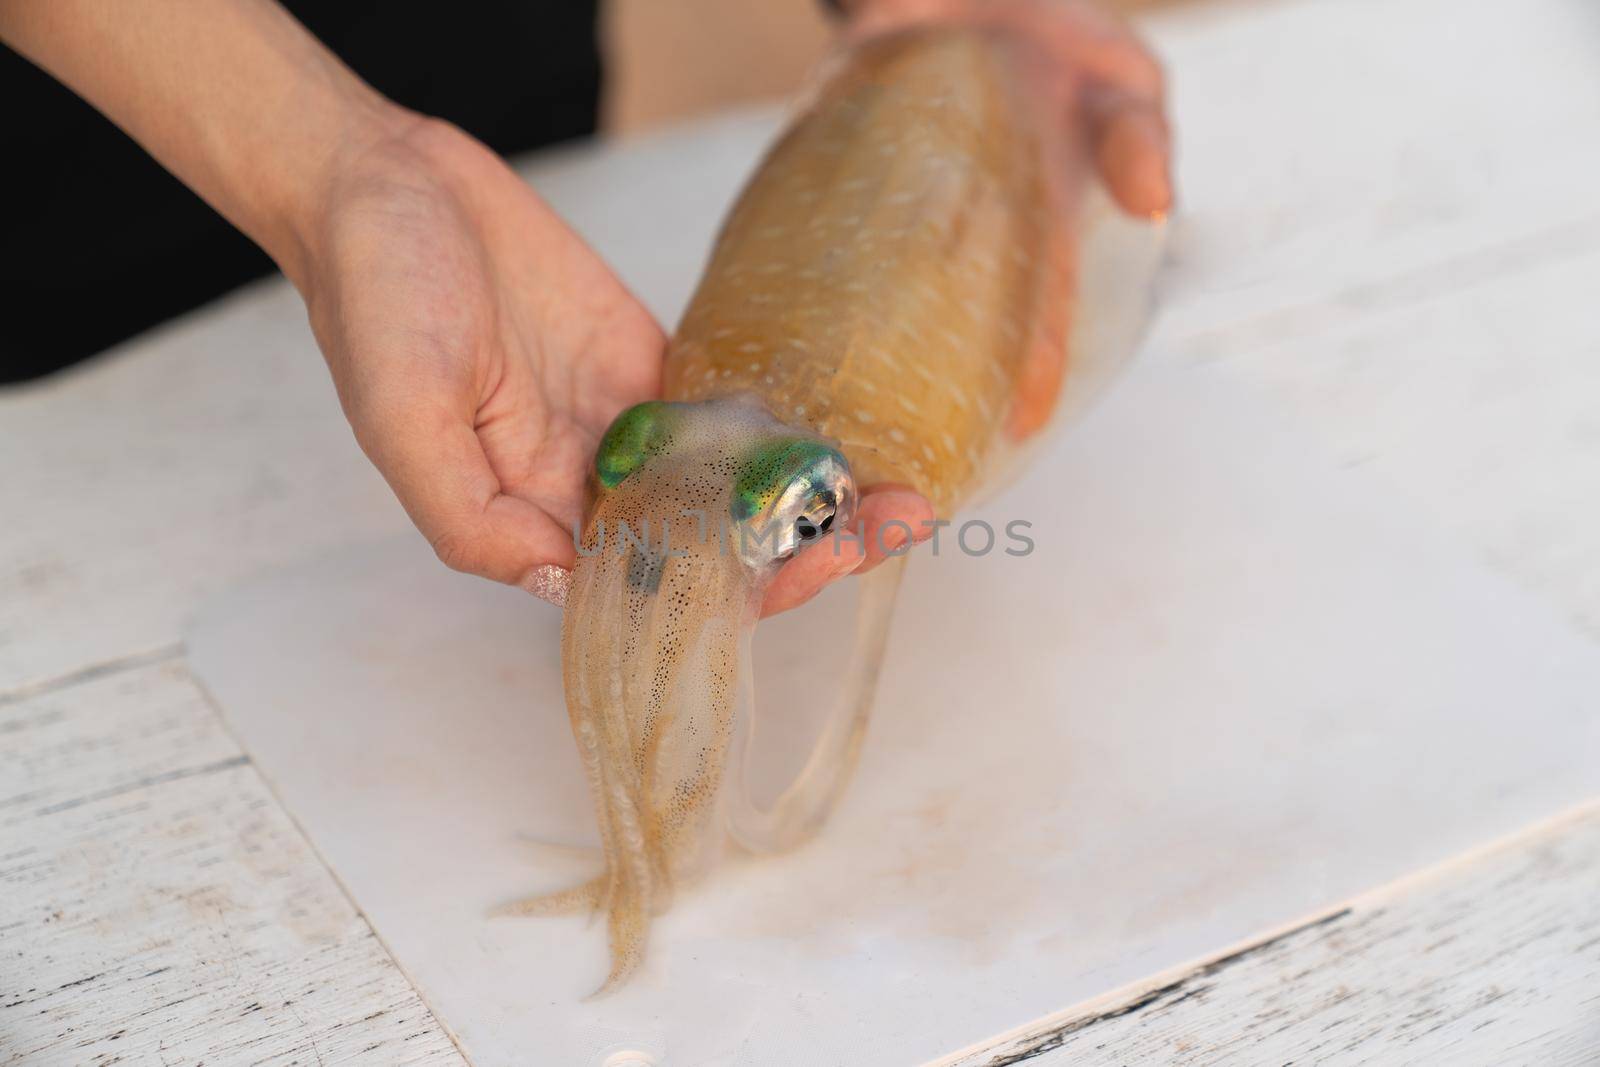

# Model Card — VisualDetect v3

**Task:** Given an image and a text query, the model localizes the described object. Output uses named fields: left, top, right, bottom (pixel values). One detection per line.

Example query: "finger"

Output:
left=352, top=394, right=577, bottom=585
left=759, top=537, right=864, bottom=618
left=1086, top=92, right=1172, bottom=217
left=759, top=484, right=935, bottom=617
left=1027, top=1, right=1166, bottom=104
left=1013, top=3, right=1173, bottom=216
left=851, top=484, right=938, bottom=574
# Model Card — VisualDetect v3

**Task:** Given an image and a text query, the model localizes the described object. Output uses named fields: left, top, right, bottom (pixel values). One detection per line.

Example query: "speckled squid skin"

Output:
left=666, top=27, right=1080, bottom=511
left=542, top=400, right=837, bottom=991
left=517, top=27, right=1094, bottom=993
left=505, top=398, right=857, bottom=994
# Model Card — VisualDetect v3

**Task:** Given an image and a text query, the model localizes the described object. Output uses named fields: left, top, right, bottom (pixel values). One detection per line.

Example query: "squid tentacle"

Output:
left=727, top=552, right=908, bottom=854
left=498, top=398, right=859, bottom=992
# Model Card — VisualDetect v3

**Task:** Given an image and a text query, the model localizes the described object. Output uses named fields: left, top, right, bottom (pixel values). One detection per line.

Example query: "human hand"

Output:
left=291, top=112, right=927, bottom=615
left=846, top=0, right=1174, bottom=217
left=0, top=0, right=948, bottom=614
left=772, top=3, right=1172, bottom=612
left=291, top=114, right=662, bottom=591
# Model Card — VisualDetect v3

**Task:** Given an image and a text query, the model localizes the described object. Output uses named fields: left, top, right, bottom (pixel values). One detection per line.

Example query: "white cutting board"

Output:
left=188, top=356, right=1600, bottom=1067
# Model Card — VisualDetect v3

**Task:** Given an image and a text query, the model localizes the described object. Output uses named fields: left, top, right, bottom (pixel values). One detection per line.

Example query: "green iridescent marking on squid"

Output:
left=730, top=438, right=842, bottom=522
left=595, top=401, right=676, bottom=489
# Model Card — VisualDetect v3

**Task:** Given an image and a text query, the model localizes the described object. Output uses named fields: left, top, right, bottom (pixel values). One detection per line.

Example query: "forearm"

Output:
left=0, top=0, right=404, bottom=282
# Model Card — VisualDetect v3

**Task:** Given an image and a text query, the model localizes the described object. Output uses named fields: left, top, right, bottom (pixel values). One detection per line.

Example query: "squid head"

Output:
left=553, top=396, right=858, bottom=992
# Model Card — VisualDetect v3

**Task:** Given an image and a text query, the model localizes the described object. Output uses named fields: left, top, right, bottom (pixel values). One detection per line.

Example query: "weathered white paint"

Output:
left=946, top=804, right=1600, bottom=1066
left=0, top=658, right=466, bottom=1066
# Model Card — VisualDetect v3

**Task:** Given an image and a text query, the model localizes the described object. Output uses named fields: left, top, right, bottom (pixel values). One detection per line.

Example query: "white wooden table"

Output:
left=5, top=0, right=1600, bottom=1062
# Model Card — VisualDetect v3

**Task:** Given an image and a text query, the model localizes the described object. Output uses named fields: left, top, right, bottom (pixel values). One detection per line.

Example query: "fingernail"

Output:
left=519, top=564, right=571, bottom=607
left=832, top=550, right=866, bottom=575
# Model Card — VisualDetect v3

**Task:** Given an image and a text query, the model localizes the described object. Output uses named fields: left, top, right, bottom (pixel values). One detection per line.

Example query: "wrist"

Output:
left=243, top=76, right=417, bottom=291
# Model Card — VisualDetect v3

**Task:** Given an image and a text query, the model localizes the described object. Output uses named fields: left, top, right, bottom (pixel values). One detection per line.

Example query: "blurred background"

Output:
left=602, top=0, right=837, bottom=133
left=603, top=0, right=1173, bottom=131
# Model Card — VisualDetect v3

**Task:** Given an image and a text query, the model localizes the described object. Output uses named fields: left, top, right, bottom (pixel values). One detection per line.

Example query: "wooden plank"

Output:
left=0, top=658, right=467, bottom=1066
left=942, top=804, right=1600, bottom=1066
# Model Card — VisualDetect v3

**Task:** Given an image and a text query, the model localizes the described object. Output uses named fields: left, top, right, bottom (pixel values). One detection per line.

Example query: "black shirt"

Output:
left=1, top=1, right=601, bottom=382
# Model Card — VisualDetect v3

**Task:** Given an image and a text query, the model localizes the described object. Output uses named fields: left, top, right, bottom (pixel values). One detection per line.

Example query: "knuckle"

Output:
left=429, top=526, right=483, bottom=575
left=347, top=409, right=385, bottom=462
left=1123, top=47, right=1167, bottom=99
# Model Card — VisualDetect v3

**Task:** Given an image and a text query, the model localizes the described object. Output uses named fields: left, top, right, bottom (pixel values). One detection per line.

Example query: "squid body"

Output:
left=507, top=25, right=1163, bottom=991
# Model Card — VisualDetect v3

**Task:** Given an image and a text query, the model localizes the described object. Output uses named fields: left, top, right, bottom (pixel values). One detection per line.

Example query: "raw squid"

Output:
left=504, top=24, right=1164, bottom=992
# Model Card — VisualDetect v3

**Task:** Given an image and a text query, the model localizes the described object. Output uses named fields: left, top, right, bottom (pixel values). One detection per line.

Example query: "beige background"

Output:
left=601, top=0, right=1175, bottom=132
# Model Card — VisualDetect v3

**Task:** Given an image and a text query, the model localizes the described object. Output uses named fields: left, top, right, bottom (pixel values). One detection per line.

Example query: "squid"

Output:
left=502, top=24, right=1164, bottom=991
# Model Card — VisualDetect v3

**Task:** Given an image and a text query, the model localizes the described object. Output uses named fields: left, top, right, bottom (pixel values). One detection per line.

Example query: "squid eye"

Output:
left=795, top=496, right=837, bottom=543
left=595, top=401, right=677, bottom=489
left=729, top=436, right=854, bottom=570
